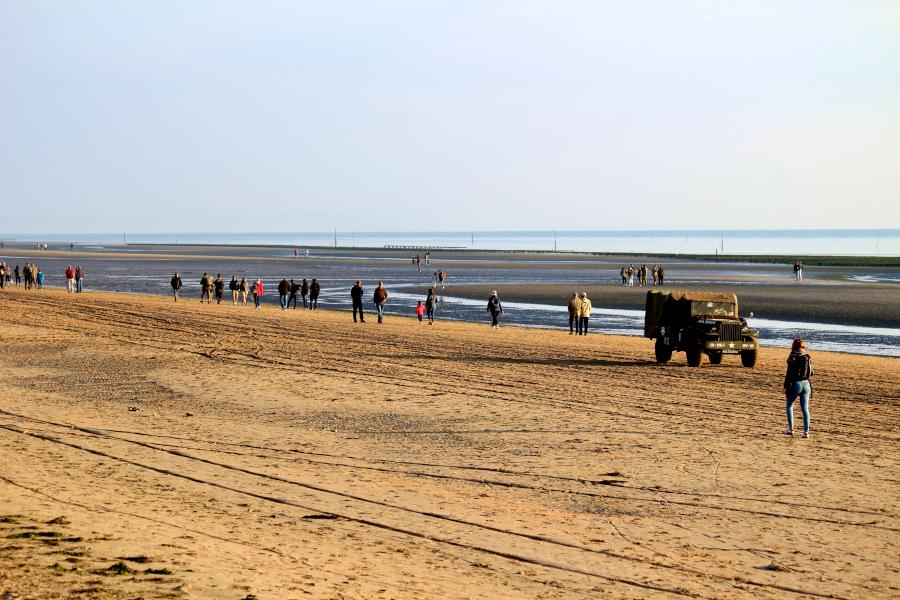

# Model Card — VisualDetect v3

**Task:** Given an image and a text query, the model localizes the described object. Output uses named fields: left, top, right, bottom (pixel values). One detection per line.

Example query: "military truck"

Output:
left=644, top=290, right=759, bottom=367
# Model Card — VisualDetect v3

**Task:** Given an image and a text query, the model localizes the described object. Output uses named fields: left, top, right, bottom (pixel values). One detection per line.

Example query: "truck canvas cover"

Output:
left=645, top=290, right=739, bottom=337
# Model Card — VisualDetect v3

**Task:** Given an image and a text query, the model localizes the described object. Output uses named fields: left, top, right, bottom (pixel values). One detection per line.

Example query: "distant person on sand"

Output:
left=784, top=338, right=814, bottom=438
left=438, top=269, right=447, bottom=289
left=627, top=265, right=635, bottom=287
left=253, top=278, right=264, bottom=310
left=415, top=254, right=421, bottom=272
left=200, top=273, right=212, bottom=304
left=373, top=281, right=388, bottom=324
left=793, top=261, right=804, bottom=281
left=239, top=277, right=249, bottom=305
left=14, top=265, right=21, bottom=286
left=301, top=278, right=309, bottom=308
left=65, top=265, right=76, bottom=292
left=0, top=263, right=5, bottom=289
left=487, top=290, right=503, bottom=330
left=75, top=265, right=85, bottom=293
left=425, top=288, right=437, bottom=325
left=289, top=279, right=300, bottom=309
left=567, top=292, right=580, bottom=334
left=350, top=280, right=366, bottom=323
left=214, top=274, right=225, bottom=304
left=171, top=273, right=182, bottom=301
left=657, top=266, right=665, bottom=286
left=424, top=251, right=431, bottom=266
left=278, top=278, right=290, bottom=311
left=620, top=267, right=627, bottom=286
left=309, top=279, right=320, bottom=309
left=36, top=269, right=44, bottom=290
left=415, top=301, right=425, bottom=325
left=578, top=292, right=592, bottom=335
left=229, top=276, right=239, bottom=304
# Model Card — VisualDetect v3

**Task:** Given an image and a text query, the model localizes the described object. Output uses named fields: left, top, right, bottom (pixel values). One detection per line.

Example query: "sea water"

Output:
left=2, top=229, right=899, bottom=256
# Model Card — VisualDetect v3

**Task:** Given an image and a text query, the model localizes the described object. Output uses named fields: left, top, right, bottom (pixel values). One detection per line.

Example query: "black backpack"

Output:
left=789, top=353, right=811, bottom=381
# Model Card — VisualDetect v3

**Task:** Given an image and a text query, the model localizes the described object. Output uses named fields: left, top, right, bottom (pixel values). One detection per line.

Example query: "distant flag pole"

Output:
left=554, top=230, right=557, bottom=252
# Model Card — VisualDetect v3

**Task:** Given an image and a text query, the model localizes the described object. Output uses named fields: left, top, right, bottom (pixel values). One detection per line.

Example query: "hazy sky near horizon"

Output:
left=1, top=1, right=898, bottom=234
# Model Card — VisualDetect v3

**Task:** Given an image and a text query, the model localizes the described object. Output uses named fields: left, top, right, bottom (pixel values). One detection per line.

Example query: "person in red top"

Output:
left=415, top=301, right=425, bottom=325
left=253, top=278, right=264, bottom=310
left=64, top=265, right=76, bottom=293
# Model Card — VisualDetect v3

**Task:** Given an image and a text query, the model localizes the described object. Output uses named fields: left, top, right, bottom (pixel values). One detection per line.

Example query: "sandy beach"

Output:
left=0, top=286, right=897, bottom=598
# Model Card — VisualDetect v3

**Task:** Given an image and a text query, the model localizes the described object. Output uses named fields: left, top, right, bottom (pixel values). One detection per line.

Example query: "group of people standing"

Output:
left=793, top=261, right=804, bottom=281
left=619, top=264, right=664, bottom=287
left=566, top=292, right=593, bottom=335
left=170, top=273, right=322, bottom=311
left=0, top=262, right=86, bottom=293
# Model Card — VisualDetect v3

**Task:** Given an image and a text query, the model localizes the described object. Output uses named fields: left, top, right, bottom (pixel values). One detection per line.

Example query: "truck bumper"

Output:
left=705, top=340, right=757, bottom=353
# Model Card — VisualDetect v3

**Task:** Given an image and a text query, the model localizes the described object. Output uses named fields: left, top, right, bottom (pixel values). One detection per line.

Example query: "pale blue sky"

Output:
left=1, top=1, right=898, bottom=233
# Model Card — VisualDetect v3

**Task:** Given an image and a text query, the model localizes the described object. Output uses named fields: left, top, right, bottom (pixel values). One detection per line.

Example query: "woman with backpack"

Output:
left=784, top=338, right=814, bottom=438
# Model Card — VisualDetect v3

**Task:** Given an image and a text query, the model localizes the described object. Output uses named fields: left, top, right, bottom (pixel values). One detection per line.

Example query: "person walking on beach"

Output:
left=627, top=265, right=635, bottom=287
left=14, top=265, right=21, bottom=286
left=229, top=276, right=239, bottom=304
left=278, top=278, right=290, bottom=311
left=424, top=251, right=431, bottom=266
left=784, top=338, right=814, bottom=438
left=373, top=281, right=388, bottom=324
left=214, top=274, right=225, bottom=304
left=36, top=269, right=45, bottom=290
left=578, top=292, right=592, bottom=335
left=487, top=290, right=503, bottom=329
left=350, top=280, right=365, bottom=323
left=200, top=273, right=212, bottom=303
left=301, top=278, right=309, bottom=308
left=415, top=301, right=425, bottom=325
left=438, top=269, right=447, bottom=290
left=289, top=279, right=300, bottom=309
left=657, top=266, right=665, bottom=286
left=0, top=263, right=5, bottom=290
left=171, top=272, right=182, bottom=301
left=425, top=288, right=437, bottom=325
left=75, top=265, right=85, bottom=293
left=239, top=277, right=249, bottom=305
left=253, top=278, right=264, bottom=310
left=65, top=265, right=76, bottom=292
left=567, top=292, right=581, bottom=334
left=415, top=254, right=421, bottom=272
left=309, top=279, right=320, bottom=309
left=620, top=267, right=627, bottom=286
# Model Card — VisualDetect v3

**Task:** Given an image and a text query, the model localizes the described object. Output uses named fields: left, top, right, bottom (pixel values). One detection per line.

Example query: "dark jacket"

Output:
left=373, top=287, right=388, bottom=303
left=310, top=281, right=320, bottom=297
left=278, top=279, right=290, bottom=295
left=301, top=280, right=309, bottom=295
left=229, top=278, right=239, bottom=291
left=171, top=276, right=182, bottom=290
left=351, top=284, right=364, bottom=303
left=289, top=282, right=300, bottom=295
left=783, top=351, right=813, bottom=388
left=487, top=295, right=502, bottom=314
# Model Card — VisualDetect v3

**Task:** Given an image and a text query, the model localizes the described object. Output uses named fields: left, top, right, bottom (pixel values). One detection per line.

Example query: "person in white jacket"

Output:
left=578, top=292, right=592, bottom=336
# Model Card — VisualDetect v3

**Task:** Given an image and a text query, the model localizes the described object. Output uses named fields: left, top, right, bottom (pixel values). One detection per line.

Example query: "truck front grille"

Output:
left=719, top=323, right=742, bottom=342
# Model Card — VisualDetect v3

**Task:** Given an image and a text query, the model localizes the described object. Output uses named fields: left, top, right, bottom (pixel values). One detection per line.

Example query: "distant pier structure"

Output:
left=384, top=245, right=466, bottom=250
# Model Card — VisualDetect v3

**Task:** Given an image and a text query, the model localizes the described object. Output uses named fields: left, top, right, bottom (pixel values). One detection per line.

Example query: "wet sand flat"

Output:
left=428, top=283, right=900, bottom=328
left=0, top=287, right=898, bottom=598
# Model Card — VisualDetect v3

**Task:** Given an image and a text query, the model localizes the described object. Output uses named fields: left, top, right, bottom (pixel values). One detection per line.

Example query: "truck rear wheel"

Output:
left=740, top=349, right=757, bottom=368
left=686, top=345, right=703, bottom=367
left=655, top=340, right=672, bottom=364
left=708, top=351, right=722, bottom=365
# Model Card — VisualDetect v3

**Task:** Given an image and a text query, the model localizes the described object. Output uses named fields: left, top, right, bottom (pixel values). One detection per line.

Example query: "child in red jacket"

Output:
left=415, top=301, right=425, bottom=325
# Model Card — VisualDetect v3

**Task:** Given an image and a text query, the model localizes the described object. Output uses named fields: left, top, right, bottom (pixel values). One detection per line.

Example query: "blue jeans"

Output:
left=375, top=302, right=385, bottom=323
left=76, top=278, right=84, bottom=293
left=786, top=380, right=811, bottom=433
left=279, top=294, right=288, bottom=309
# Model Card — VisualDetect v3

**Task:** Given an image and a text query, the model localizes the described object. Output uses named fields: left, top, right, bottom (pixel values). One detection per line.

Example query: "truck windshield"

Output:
left=691, top=301, right=736, bottom=318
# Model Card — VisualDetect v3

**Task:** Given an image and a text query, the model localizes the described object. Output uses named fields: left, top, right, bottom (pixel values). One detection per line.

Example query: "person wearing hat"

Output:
left=578, top=292, right=592, bottom=335
left=487, top=290, right=503, bottom=329
left=784, top=338, right=814, bottom=438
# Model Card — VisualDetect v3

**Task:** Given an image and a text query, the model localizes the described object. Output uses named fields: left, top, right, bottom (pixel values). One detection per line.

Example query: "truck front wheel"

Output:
left=708, top=351, right=723, bottom=365
left=740, top=349, right=757, bottom=368
left=686, top=344, right=703, bottom=367
left=655, top=340, right=672, bottom=364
